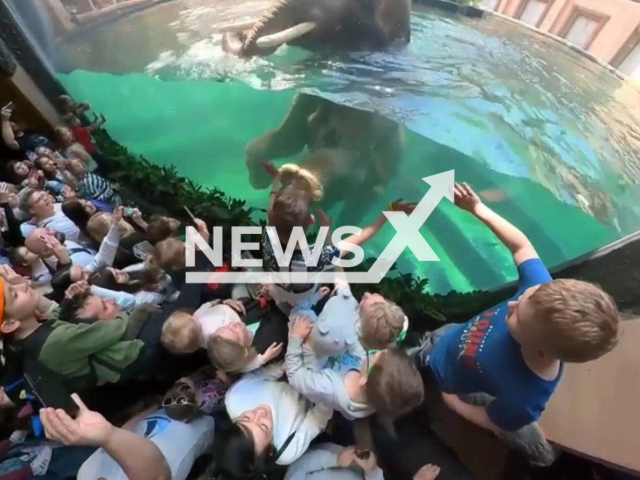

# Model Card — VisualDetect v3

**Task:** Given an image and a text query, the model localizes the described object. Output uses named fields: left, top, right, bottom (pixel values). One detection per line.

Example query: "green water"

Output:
left=43, top=1, right=640, bottom=293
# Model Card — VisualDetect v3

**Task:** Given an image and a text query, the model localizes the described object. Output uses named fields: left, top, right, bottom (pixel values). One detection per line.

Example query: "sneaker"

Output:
left=9, top=429, right=28, bottom=444
left=30, top=445, right=53, bottom=476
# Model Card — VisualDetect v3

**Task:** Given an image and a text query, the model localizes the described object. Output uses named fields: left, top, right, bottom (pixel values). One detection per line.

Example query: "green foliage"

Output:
left=95, top=130, right=506, bottom=331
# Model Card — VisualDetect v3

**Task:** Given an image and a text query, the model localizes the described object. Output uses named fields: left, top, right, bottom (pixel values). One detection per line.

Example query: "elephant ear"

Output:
left=241, top=0, right=317, bottom=56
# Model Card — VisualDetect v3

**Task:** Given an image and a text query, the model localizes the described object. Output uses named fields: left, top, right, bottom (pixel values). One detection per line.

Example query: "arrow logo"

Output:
left=361, top=170, right=454, bottom=282
left=185, top=170, right=454, bottom=285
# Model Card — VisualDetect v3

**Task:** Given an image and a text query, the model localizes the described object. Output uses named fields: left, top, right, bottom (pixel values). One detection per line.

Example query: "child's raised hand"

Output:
left=0, top=183, right=11, bottom=204
left=193, top=218, right=210, bottom=244
left=1, top=106, right=12, bottom=120
left=261, top=159, right=280, bottom=180
left=388, top=198, right=418, bottom=214
left=337, top=446, right=357, bottom=467
left=223, top=298, right=246, bottom=316
left=111, top=206, right=124, bottom=225
left=354, top=451, right=379, bottom=474
left=315, top=208, right=331, bottom=228
left=454, top=182, right=481, bottom=213
left=65, top=281, right=90, bottom=299
left=413, top=464, right=441, bottom=480
left=262, top=342, right=283, bottom=362
left=290, top=316, right=313, bottom=339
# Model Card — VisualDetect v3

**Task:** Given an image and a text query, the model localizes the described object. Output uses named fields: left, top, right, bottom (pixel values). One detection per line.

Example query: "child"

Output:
left=57, top=95, right=90, bottom=118
left=160, top=297, right=283, bottom=373
left=286, top=316, right=424, bottom=421
left=66, top=157, right=119, bottom=204
left=290, top=270, right=408, bottom=364
left=262, top=160, right=415, bottom=315
left=410, top=182, right=620, bottom=463
left=62, top=112, right=106, bottom=157
left=8, top=246, right=52, bottom=294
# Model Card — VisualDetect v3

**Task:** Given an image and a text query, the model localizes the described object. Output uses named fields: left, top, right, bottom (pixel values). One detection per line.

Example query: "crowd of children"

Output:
left=0, top=96, right=622, bottom=480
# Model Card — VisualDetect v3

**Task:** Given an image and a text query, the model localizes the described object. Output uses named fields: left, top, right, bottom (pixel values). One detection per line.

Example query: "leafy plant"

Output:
left=95, top=129, right=506, bottom=331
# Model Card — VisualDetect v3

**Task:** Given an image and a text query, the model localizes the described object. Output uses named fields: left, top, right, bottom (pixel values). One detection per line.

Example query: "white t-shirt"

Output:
left=225, top=374, right=333, bottom=465
left=77, top=409, right=214, bottom=480
left=193, top=302, right=242, bottom=339
left=20, top=203, right=80, bottom=241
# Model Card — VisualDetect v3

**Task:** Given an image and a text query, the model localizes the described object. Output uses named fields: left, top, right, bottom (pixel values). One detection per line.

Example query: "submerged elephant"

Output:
left=245, top=93, right=404, bottom=226
left=221, top=0, right=412, bottom=57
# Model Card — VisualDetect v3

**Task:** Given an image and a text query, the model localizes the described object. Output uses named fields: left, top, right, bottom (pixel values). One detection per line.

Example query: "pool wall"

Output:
left=1, top=0, right=638, bottom=323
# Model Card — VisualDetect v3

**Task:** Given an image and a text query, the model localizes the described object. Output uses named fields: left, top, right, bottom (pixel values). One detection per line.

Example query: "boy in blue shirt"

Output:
left=411, top=182, right=620, bottom=464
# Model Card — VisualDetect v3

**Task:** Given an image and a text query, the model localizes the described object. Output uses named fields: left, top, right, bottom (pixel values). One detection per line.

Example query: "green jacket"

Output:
left=38, top=314, right=143, bottom=389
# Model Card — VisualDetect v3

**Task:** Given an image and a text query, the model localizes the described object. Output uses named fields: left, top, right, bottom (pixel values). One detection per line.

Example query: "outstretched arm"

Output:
left=1, top=107, right=20, bottom=151
left=40, top=394, right=170, bottom=480
left=454, top=183, right=537, bottom=266
left=338, top=198, right=417, bottom=257
left=87, top=114, right=107, bottom=132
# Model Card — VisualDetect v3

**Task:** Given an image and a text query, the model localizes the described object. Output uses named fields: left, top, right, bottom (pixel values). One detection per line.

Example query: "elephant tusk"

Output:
left=216, top=19, right=257, bottom=32
left=255, top=22, right=317, bottom=49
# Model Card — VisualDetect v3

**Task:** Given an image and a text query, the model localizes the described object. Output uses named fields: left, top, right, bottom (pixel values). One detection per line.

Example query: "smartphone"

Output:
left=3, top=101, right=15, bottom=112
left=123, top=206, right=133, bottom=216
left=183, top=205, right=198, bottom=227
left=24, top=371, right=79, bottom=418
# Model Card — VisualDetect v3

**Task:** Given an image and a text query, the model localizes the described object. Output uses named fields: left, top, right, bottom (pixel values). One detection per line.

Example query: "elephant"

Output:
left=220, top=0, right=412, bottom=57
left=244, top=93, right=404, bottom=226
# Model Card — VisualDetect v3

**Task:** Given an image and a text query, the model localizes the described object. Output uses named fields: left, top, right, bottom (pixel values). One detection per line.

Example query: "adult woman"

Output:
left=214, top=373, right=333, bottom=478
left=89, top=265, right=176, bottom=308
left=62, top=198, right=150, bottom=265
left=53, top=126, right=97, bottom=171
left=5, top=160, right=30, bottom=185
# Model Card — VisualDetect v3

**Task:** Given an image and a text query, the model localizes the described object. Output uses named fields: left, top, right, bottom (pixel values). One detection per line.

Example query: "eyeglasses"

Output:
left=162, top=382, right=196, bottom=407
left=29, top=193, right=47, bottom=209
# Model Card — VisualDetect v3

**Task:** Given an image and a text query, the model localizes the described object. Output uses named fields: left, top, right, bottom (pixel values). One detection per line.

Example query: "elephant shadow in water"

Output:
left=244, top=93, right=405, bottom=228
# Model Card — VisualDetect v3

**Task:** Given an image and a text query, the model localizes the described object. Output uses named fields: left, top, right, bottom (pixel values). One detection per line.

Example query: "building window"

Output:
left=517, top=0, right=551, bottom=27
left=618, top=41, right=640, bottom=80
left=480, top=0, right=500, bottom=10
left=558, top=7, right=609, bottom=51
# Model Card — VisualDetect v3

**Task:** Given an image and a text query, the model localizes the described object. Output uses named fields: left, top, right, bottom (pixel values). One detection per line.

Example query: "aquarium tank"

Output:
left=5, top=0, right=640, bottom=295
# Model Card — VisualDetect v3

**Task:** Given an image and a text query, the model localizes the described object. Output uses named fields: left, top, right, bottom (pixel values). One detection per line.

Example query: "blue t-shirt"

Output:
left=429, top=258, right=561, bottom=431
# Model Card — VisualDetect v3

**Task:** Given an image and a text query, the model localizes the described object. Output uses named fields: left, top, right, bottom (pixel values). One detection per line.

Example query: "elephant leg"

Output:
left=244, top=93, right=321, bottom=189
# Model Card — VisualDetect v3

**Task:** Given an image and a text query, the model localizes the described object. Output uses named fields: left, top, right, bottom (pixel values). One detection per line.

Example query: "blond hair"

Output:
left=161, top=310, right=201, bottom=354
left=366, top=349, right=424, bottom=418
left=529, top=279, right=620, bottom=362
left=87, top=211, right=136, bottom=242
left=279, top=163, right=324, bottom=202
left=359, top=298, right=407, bottom=350
left=148, top=238, right=185, bottom=270
left=207, top=335, right=258, bottom=373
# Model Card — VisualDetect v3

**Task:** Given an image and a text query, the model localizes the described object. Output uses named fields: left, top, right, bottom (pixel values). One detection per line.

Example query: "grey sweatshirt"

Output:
left=284, top=443, right=384, bottom=480
left=286, top=336, right=375, bottom=421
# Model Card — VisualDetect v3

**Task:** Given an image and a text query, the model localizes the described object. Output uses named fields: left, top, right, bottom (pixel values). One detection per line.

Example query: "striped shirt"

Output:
left=77, top=173, right=116, bottom=203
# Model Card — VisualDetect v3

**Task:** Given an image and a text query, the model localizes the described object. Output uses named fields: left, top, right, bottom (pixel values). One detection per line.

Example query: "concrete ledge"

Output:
left=481, top=8, right=633, bottom=84
left=414, top=0, right=635, bottom=87
left=414, top=0, right=486, bottom=19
